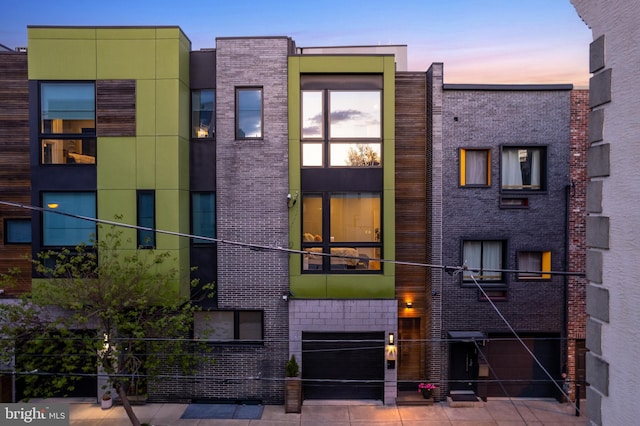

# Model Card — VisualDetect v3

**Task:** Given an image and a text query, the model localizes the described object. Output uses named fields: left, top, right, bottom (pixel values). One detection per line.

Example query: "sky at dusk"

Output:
left=0, top=0, right=592, bottom=87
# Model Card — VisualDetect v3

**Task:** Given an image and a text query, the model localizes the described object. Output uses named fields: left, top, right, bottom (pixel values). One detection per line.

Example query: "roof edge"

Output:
left=443, top=83, right=574, bottom=91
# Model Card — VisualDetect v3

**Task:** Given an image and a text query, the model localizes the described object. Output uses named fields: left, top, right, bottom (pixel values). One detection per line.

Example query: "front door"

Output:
left=398, top=318, right=422, bottom=386
left=449, top=342, right=478, bottom=393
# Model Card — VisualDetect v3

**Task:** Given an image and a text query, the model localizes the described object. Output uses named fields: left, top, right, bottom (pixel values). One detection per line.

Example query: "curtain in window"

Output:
left=463, top=241, right=482, bottom=280
left=501, top=149, right=523, bottom=189
left=466, top=150, right=488, bottom=185
left=530, top=149, right=541, bottom=188
left=519, top=252, right=542, bottom=277
left=482, top=241, right=502, bottom=280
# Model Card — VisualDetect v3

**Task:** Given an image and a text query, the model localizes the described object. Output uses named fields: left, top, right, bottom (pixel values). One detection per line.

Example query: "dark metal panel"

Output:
left=190, top=141, right=216, bottom=191
left=302, top=332, right=384, bottom=400
left=301, top=168, right=382, bottom=192
left=190, top=50, right=216, bottom=89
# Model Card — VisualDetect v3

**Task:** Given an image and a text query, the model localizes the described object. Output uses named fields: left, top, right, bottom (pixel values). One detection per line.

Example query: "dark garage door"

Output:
left=485, top=334, right=560, bottom=398
left=302, top=332, right=385, bottom=400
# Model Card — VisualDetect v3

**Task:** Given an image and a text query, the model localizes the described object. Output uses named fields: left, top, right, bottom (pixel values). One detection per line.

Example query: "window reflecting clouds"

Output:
left=236, top=88, right=262, bottom=138
left=329, top=91, right=381, bottom=138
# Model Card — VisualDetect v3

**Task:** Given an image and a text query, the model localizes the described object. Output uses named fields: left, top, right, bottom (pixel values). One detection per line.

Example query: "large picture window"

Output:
left=302, top=192, right=381, bottom=272
left=501, top=147, right=546, bottom=191
left=301, top=87, right=382, bottom=167
left=191, top=192, right=215, bottom=244
left=192, top=89, right=215, bottom=139
left=236, top=88, right=263, bottom=139
left=462, top=240, right=505, bottom=283
left=42, top=192, right=96, bottom=247
left=39, top=82, right=96, bottom=165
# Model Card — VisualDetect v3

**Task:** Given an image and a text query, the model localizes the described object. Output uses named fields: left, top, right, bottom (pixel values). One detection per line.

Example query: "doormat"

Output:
left=181, top=403, right=264, bottom=419
left=450, top=393, right=479, bottom=402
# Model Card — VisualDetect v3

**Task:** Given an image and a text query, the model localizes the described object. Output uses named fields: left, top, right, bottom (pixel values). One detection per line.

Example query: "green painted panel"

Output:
left=177, top=136, right=190, bottom=190
left=179, top=36, right=191, bottom=84
left=96, top=39, right=156, bottom=79
left=97, top=137, right=137, bottom=190
left=156, top=38, right=180, bottom=79
left=136, top=80, right=156, bottom=136
left=155, top=189, right=182, bottom=249
left=155, top=27, right=183, bottom=39
left=155, top=136, right=180, bottom=189
left=95, top=28, right=155, bottom=40
left=28, top=39, right=97, bottom=80
left=136, top=136, right=157, bottom=188
left=178, top=189, right=190, bottom=249
left=290, top=276, right=328, bottom=298
left=97, top=189, right=137, bottom=247
left=155, top=79, right=180, bottom=136
left=178, top=82, right=190, bottom=140
left=28, top=27, right=96, bottom=40
left=326, top=276, right=394, bottom=298
left=298, top=56, right=385, bottom=73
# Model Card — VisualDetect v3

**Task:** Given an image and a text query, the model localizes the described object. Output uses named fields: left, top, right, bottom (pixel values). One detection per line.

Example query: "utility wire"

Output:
left=0, top=200, right=585, bottom=277
left=0, top=200, right=586, bottom=406
left=469, top=271, right=582, bottom=415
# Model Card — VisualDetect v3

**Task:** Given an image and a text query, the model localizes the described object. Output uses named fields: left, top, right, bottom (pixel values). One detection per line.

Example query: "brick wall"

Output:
left=567, top=89, right=589, bottom=400
left=197, top=37, right=292, bottom=404
left=439, top=87, right=572, bottom=396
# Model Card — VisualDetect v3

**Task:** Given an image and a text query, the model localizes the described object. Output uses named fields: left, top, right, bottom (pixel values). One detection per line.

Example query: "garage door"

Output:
left=485, top=334, right=560, bottom=398
left=302, top=332, right=384, bottom=400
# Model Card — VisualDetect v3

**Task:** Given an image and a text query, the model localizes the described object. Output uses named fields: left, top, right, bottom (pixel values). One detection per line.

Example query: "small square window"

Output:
left=236, top=88, right=263, bottom=139
left=194, top=310, right=263, bottom=343
left=460, top=148, right=490, bottom=186
left=500, top=197, right=529, bottom=208
left=518, top=251, right=551, bottom=280
left=462, top=240, right=505, bottom=283
left=5, top=219, right=31, bottom=244
left=501, top=146, right=546, bottom=191
left=479, top=289, right=508, bottom=301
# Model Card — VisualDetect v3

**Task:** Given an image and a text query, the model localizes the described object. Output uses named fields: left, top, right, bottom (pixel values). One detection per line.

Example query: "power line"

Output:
left=0, top=200, right=585, bottom=277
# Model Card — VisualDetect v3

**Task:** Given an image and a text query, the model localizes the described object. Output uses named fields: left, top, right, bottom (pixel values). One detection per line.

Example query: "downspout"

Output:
left=563, top=183, right=571, bottom=374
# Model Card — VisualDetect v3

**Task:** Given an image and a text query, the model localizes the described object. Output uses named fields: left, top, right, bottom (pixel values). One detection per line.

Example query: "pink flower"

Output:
left=418, top=382, right=436, bottom=392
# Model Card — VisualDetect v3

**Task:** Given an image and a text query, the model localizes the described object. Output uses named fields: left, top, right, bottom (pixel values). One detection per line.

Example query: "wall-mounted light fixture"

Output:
left=405, top=302, right=413, bottom=309
left=47, top=203, right=59, bottom=209
left=287, top=191, right=299, bottom=208
left=387, top=333, right=397, bottom=369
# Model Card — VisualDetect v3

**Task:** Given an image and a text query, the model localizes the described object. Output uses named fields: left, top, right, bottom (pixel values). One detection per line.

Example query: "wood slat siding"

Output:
left=0, top=53, right=32, bottom=295
left=395, top=73, right=428, bottom=283
left=395, top=73, right=429, bottom=381
left=96, top=80, right=136, bottom=137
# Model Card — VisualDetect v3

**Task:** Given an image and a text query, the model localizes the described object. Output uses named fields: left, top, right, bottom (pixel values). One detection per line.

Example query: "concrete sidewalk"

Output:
left=68, top=399, right=588, bottom=425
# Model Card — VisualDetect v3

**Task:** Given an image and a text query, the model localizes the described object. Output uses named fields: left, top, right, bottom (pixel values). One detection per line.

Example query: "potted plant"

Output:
left=418, top=382, right=436, bottom=400
left=101, top=391, right=113, bottom=409
left=284, top=354, right=301, bottom=413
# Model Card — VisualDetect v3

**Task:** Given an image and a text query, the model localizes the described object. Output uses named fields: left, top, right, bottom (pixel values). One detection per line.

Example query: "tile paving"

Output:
left=66, top=398, right=587, bottom=425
